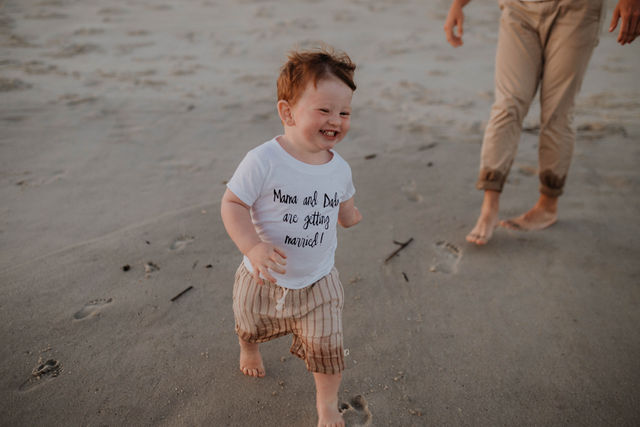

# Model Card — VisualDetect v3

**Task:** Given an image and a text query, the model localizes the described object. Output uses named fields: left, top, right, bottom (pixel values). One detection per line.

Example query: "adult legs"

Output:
left=467, top=0, right=543, bottom=244
left=502, top=0, right=602, bottom=230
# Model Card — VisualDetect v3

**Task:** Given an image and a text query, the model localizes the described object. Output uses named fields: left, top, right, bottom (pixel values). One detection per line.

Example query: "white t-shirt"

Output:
left=227, top=137, right=356, bottom=289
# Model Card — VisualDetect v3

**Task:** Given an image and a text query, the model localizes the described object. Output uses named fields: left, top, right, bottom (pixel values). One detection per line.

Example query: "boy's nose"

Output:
left=328, top=114, right=340, bottom=125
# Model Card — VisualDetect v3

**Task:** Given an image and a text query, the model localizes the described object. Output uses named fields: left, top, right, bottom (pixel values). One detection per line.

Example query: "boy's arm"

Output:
left=221, top=188, right=287, bottom=284
left=444, top=0, right=472, bottom=47
left=338, top=196, right=362, bottom=228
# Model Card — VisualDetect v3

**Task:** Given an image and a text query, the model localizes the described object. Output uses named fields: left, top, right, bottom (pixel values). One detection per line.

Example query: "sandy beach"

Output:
left=1, top=0, right=639, bottom=425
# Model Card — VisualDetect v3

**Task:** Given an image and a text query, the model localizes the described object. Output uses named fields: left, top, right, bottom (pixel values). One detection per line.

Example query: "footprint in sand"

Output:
left=19, top=359, right=62, bottom=392
left=430, top=241, right=461, bottom=274
left=401, top=180, right=423, bottom=202
left=73, top=298, right=112, bottom=320
left=170, top=235, right=195, bottom=251
left=340, top=395, right=372, bottom=426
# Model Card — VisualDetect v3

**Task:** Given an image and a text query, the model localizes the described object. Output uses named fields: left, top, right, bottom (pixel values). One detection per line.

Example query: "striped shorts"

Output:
left=232, top=263, right=345, bottom=375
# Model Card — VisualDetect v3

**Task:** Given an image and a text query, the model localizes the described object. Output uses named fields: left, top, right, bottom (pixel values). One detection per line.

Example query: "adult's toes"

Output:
left=467, top=233, right=488, bottom=245
left=500, top=219, right=522, bottom=230
left=475, top=236, right=488, bottom=245
left=472, top=234, right=488, bottom=245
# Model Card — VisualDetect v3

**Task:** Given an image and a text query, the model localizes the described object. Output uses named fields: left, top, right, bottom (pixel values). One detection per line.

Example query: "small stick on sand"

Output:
left=384, top=238, right=414, bottom=263
left=170, top=286, right=194, bottom=302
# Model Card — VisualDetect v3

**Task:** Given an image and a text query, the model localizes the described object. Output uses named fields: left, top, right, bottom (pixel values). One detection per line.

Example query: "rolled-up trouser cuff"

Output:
left=539, top=169, right=565, bottom=197
left=539, top=185, right=563, bottom=197
left=476, top=168, right=507, bottom=192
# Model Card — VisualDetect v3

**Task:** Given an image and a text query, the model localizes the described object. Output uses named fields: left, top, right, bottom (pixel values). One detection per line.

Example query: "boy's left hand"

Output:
left=338, top=198, right=362, bottom=228
left=350, top=206, right=363, bottom=226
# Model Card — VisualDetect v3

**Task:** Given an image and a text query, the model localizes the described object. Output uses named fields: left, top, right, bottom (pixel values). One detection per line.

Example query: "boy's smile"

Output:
left=278, top=75, right=353, bottom=164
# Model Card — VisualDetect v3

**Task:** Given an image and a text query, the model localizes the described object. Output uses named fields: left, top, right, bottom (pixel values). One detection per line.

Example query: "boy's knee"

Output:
left=291, top=334, right=345, bottom=375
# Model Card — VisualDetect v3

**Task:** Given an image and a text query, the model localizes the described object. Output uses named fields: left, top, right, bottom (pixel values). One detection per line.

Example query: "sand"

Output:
left=1, top=0, right=639, bottom=425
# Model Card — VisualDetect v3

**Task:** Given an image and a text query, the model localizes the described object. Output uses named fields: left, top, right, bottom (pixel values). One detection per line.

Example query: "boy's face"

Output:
left=285, top=76, right=353, bottom=154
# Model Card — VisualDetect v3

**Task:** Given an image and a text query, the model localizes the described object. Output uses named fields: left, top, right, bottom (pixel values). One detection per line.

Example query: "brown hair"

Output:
left=277, top=47, right=356, bottom=106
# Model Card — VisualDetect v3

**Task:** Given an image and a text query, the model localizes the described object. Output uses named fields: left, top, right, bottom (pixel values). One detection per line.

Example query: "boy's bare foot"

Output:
left=238, top=338, right=265, bottom=378
left=500, top=194, right=558, bottom=231
left=317, top=401, right=344, bottom=427
left=314, top=372, right=344, bottom=427
left=466, top=190, right=500, bottom=245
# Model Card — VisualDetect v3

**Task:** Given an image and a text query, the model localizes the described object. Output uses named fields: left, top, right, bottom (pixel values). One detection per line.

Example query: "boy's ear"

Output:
left=277, top=100, right=295, bottom=126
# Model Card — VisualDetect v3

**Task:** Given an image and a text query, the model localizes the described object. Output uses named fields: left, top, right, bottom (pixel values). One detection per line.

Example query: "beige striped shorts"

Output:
left=232, top=263, right=345, bottom=375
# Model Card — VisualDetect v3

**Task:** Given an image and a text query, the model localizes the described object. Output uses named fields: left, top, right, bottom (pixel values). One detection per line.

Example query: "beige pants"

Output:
left=233, top=263, right=345, bottom=375
left=478, top=0, right=603, bottom=196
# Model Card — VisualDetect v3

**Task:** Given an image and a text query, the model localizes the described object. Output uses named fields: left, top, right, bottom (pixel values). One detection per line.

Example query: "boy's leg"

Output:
left=233, top=263, right=290, bottom=378
left=238, top=337, right=265, bottom=378
left=314, top=372, right=344, bottom=427
left=289, top=269, right=345, bottom=426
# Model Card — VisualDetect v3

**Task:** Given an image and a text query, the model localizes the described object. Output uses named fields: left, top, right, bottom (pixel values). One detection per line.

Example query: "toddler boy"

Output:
left=220, top=47, right=362, bottom=427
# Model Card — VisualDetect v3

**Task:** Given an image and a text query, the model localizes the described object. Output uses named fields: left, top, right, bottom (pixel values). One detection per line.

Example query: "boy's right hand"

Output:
left=246, top=242, right=287, bottom=285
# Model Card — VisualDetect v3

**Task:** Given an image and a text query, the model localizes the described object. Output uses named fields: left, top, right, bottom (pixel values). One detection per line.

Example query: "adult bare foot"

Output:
left=466, top=190, right=500, bottom=245
left=500, top=194, right=558, bottom=231
left=467, top=214, right=500, bottom=245
left=238, top=338, right=265, bottom=378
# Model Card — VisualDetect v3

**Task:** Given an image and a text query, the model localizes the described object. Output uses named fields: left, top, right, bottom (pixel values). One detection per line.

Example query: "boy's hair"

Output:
left=277, top=47, right=356, bottom=106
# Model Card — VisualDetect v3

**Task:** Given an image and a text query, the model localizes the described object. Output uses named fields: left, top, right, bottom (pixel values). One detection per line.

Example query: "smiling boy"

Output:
left=220, top=48, right=362, bottom=427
